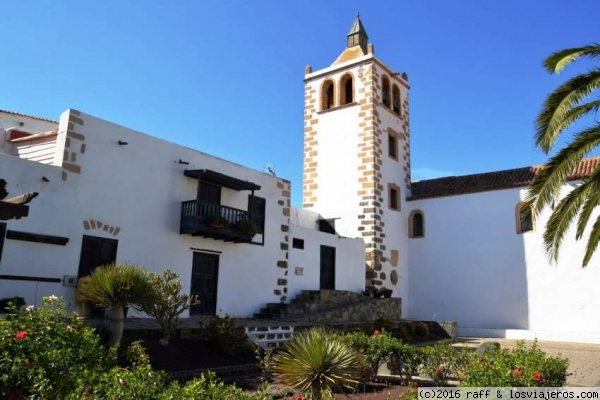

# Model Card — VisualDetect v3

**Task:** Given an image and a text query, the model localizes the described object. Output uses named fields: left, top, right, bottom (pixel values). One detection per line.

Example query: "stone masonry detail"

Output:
left=273, top=178, right=292, bottom=302
left=62, top=109, right=86, bottom=181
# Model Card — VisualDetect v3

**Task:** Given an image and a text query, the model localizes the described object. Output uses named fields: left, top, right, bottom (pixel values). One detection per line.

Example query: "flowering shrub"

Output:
left=0, top=296, right=116, bottom=399
left=388, top=341, right=427, bottom=383
left=419, top=341, right=470, bottom=386
left=337, top=330, right=401, bottom=379
left=459, top=340, right=568, bottom=387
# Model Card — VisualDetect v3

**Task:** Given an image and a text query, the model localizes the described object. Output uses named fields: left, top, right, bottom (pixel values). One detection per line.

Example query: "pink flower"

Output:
left=47, top=295, right=58, bottom=302
left=25, top=305, right=34, bottom=312
left=513, top=368, right=524, bottom=377
left=119, top=378, right=126, bottom=387
left=82, top=390, right=90, bottom=397
left=373, top=330, right=381, bottom=336
left=16, top=330, right=28, bottom=340
left=532, top=371, right=542, bottom=382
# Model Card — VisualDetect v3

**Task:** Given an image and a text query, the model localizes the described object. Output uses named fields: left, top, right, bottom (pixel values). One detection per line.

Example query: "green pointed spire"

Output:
left=347, top=12, right=368, bottom=51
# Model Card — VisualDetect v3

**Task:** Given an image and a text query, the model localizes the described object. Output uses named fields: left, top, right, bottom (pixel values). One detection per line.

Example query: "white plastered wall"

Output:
left=407, top=186, right=600, bottom=343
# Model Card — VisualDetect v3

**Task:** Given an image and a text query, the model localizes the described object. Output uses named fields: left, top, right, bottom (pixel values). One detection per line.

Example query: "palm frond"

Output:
left=576, top=172, right=600, bottom=240
left=582, top=215, right=600, bottom=267
left=544, top=43, right=600, bottom=74
left=542, top=182, right=593, bottom=262
left=535, top=68, right=600, bottom=152
left=527, top=122, right=600, bottom=213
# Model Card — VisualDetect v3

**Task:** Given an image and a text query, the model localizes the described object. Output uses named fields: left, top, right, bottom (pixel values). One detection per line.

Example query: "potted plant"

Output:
left=206, top=214, right=229, bottom=228
left=233, top=219, right=257, bottom=236
left=380, top=288, right=393, bottom=298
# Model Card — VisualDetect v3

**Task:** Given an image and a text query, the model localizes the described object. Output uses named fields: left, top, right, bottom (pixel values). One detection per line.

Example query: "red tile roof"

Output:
left=0, top=109, right=58, bottom=124
left=408, top=156, right=600, bottom=200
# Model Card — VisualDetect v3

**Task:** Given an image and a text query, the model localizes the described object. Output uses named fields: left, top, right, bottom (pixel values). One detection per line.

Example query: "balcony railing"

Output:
left=180, top=201, right=254, bottom=243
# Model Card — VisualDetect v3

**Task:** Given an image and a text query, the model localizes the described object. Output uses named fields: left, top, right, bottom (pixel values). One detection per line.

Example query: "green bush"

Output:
left=388, top=341, right=427, bottom=383
left=459, top=340, right=569, bottom=387
left=70, top=341, right=171, bottom=399
left=337, top=330, right=401, bottom=379
left=205, top=315, right=251, bottom=355
left=420, top=342, right=467, bottom=386
left=164, top=371, right=256, bottom=400
left=0, top=296, right=116, bottom=399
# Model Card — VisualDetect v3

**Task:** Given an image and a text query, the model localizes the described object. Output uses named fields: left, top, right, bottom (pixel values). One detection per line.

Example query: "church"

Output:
left=0, top=14, right=599, bottom=343
left=302, top=14, right=600, bottom=343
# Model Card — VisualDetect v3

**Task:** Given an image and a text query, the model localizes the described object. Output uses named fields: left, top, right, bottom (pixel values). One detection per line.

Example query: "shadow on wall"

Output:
left=407, top=189, right=529, bottom=331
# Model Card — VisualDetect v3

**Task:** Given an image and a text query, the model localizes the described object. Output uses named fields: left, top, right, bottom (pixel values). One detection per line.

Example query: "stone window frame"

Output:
left=339, top=72, right=355, bottom=106
left=516, top=202, right=535, bottom=234
left=388, top=183, right=401, bottom=211
left=408, top=210, right=425, bottom=238
left=321, top=79, right=336, bottom=111
left=388, top=127, right=400, bottom=161
left=381, top=75, right=391, bottom=108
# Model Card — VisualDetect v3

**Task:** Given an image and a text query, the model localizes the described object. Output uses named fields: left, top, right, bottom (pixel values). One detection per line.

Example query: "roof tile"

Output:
left=409, top=156, right=600, bottom=200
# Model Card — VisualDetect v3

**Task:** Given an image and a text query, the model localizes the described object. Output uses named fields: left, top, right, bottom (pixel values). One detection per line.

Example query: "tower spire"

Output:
left=347, top=12, right=368, bottom=52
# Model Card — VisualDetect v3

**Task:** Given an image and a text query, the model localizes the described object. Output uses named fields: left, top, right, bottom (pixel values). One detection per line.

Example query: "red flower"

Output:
left=532, top=371, right=543, bottom=382
left=435, top=365, right=443, bottom=373
left=297, top=395, right=305, bottom=400
left=477, top=357, right=485, bottom=363
left=16, top=330, right=28, bottom=340
left=373, top=330, right=381, bottom=336
left=513, top=368, right=524, bottom=377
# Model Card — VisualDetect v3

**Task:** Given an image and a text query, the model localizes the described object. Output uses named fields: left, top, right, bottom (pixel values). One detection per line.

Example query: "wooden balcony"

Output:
left=180, top=201, right=255, bottom=243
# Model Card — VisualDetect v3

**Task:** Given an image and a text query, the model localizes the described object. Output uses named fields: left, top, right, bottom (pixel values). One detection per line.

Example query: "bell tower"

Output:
left=302, top=14, right=412, bottom=303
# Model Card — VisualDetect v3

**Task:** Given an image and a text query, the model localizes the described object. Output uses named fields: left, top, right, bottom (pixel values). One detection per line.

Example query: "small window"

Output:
left=389, top=184, right=400, bottom=211
left=517, top=203, right=534, bottom=233
left=409, top=210, right=425, bottom=238
left=292, top=238, right=304, bottom=249
left=392, top=85, right=401, bottom=115
left=341, top=74, right=353, bottom=105
left=322, top=80, right=335, bottom=110
left=381, top=76, right=390, bottom=107
left=388, top=134, right=398, bottom=160
left=318, top=219, right=336, bottom=234
left=248, top=196, right=266, bottom=234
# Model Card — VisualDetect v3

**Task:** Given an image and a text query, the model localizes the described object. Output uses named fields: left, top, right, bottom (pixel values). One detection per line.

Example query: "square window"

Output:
left=292, top=238, right=304, bottom=249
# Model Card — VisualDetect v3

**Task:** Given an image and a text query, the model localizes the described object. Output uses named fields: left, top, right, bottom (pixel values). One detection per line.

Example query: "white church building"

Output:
left=1, top=15, right=599, bottom=343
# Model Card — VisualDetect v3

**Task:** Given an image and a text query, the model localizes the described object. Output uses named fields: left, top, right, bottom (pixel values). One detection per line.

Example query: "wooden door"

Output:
left=320, top=245, right=336, bottom=290
left=190, top=252, right=219, bottom=316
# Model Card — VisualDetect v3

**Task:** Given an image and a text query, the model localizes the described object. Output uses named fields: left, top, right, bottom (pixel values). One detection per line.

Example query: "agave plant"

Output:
left=82, top=263, right=150, bottom=345
left=273, top=327, right=361, bottom=400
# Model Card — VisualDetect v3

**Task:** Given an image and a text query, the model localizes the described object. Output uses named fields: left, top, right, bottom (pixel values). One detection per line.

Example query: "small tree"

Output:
left=82, top=263, right=149, bottom=345
left=137, top=269, right=199, bottom=345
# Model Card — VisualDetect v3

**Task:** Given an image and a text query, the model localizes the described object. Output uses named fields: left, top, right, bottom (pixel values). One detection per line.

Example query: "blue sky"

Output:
left=2, top=1, right=598, bottom=205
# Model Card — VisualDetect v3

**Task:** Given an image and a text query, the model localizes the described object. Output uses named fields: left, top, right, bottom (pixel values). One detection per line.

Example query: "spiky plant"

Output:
left=82, top=263, right=150, bottom=345
left=273, top=327, right=361, bottom=400
left=526, top=43, right=600, bottom=267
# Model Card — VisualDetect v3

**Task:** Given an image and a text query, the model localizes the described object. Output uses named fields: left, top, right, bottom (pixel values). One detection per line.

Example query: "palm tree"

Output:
left=527, top=43, right=600, bottom=267
left=273, top=327, right=361, bottom=400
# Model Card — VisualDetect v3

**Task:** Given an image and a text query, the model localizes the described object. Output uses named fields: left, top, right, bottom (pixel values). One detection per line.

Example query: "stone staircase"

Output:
left=253, top=289, right=402, bottom=324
